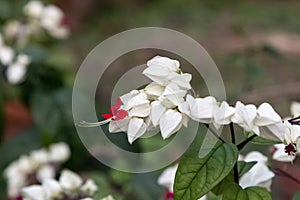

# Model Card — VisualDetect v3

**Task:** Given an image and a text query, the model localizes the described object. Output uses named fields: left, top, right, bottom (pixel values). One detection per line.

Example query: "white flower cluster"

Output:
left=239, top=151, right=274, bottom=191
left=23, top=0, right=69, bottom=39
left=4, top=142, right=70, bottom=198
left=22, top=169, right=98, bottom=200
left=0, top=0, right=69, bottom=85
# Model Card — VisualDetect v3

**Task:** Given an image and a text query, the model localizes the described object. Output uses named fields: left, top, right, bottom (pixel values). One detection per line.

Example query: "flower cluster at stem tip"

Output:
left=82, top=56, right=300, bottom=161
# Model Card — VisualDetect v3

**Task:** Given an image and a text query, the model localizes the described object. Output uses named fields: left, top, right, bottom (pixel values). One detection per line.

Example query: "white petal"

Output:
left=30, top=149, right=49, bottom=166
left=128, top=103, right=150, bottom=117
left=272, top=144, right=294, bottom=162
left=127, top=118, right=147, bottom=144
left=159, top=83, right=186, bottom=108
left=0, top=46, right=14, bottom=65
left=36, top=165, right=55, bottom=182
left=59, top=169, right=83, bottom=190
left=144, top=82, right=165, bottom=99
left=22, top=185, right=45, bottom=200
left=151, top=101, right=166, bottom=127
left=191, top=96, right=218, bottom=123
left=168, top=72, right=192, bottom=90
left=243, top=151, right=268, bottom=164
left=291, top=101, right=300, bottom=117
left=255, top=103, right=281, bottom=126
left=48, top=142, right=70, bottom=163
left=42, top=179, right=62, bottom=199
left=157, top=164, right=178, bottom=192
left=23, top=0, right=44, bottom=18
left=81, top=179, right=98, bottom=196
left=6, top=63, right=27, bottom=84
left=213, top=101, right=235, bottom=125
left=109, top=118, right=130, bottom=133
left=146, top=56, right=180, bottom=71
left=142, top=65, right=170, bottom=85
left=160, top=110, right=182, bottom=139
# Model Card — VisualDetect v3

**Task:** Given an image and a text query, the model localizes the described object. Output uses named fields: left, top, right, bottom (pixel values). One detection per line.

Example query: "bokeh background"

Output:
left=0, top=0, right=300, bottom=199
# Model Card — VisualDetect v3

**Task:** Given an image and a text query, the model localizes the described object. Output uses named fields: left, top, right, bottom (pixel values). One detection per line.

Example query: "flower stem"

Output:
left=229, top=123, right=239, bottom=184
left=77, top=119, right=112, bottom=127
left=237, top=134, right=257, bottom=150
left=203, top=124, right=225, bottom=143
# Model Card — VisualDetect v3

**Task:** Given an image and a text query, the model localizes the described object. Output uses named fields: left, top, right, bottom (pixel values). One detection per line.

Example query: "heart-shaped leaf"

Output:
left=174, top=141, right=238, bottom=200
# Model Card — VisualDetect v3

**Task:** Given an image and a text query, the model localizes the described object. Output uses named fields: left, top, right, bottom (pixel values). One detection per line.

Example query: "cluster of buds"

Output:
left=4, top=142, right=70, bottom=199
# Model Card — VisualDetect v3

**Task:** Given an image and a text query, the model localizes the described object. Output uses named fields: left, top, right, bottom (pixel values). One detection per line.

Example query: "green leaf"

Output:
left=244, top=131, right=280, bottom=145
left=238, top=161, right=257, bottom=177
left=0, top=79, right=4, bottom=144
left=223, top=183, right=271, bottom=200
left=174, top=141, right=238, bottom=200
left=293, top=191, right=300, bottom=200
left=211, top=172, right=235, bottom=195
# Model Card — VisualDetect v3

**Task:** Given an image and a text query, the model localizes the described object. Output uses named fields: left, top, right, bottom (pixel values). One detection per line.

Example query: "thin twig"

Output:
left=203, top=124, right=225, bottom=143
left=237, top=134, right=257, bottom=150
left=229, top=123, right=239, bottom=184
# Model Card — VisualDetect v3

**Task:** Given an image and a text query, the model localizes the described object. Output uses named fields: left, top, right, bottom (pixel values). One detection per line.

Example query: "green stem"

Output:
left=229, top=123, right=239, bottom=184
left=203, top=123, right=225, bottom=143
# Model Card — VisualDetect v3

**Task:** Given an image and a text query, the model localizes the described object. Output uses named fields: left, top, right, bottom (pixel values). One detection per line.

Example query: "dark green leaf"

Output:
left=174, top=141, right=238, bottom=200
left=211, top=172, right=234, bottom=195
left=238, top=161, right=257, bottom=177
left=223, top=183, right=271, bottom=200
left=244, top=131, right=280, bottom=145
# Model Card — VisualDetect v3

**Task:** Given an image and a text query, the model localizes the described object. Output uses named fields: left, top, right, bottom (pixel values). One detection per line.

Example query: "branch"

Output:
left=237, top=134, right=257, bottom=150
left=203, top=124, right=225, bottom=143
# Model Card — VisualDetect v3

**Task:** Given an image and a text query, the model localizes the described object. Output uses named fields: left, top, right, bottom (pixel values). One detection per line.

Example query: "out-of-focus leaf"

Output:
left=223, top=183, right=271, bottom=200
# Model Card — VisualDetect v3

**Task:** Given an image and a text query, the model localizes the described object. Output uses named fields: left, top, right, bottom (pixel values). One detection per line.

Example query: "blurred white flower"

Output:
left=40, top=5, right=69, bottom=39
left=6, top=54, right=31, bottom=84
left=101, top=195, right=115, bottom=200
left=30, top=149, right=49, bottom=167
left=231, top=101, right=259, bottom=134
left=291, top=101, right=300, bottom=117
left=239, top=151, right=274, bottom=191
left=22, top=185, right=45, bottom=200
left=37, top=165, right=55, bottom=182
left=48, top=142, right=71, bottom=163
left=0, top=46, right=15, bottom=65
left=158, top=164, right=178, bottom=192
left=59, top=169, right=83, bottom=191
left=42, top=179, right=62, bottom=199
left=23, top=0, right=44, bottom=19
left=81, top=179, right=98, bottom=196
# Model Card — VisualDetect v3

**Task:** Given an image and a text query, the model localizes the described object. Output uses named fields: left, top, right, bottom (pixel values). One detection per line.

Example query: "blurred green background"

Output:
left=0, top=0, right=300, bottom=199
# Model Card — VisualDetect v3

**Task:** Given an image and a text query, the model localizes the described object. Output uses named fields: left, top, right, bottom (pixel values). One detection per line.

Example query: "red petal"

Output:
left=111, top=97, right=122, bottom=116
left=114, top=110, right=128, bottom=120
left=102, top=113, right=113, bottom=119
left=165, top=191, right=174, bottom=199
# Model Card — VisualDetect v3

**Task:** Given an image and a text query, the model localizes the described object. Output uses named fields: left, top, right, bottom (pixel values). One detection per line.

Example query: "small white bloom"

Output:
left=150, top=101, right=167, bottom=127
left=81, top=179, right=98, bottom=196
left=255, top=103, right=281, bottom=126
left=179, top=95, right=218, bottom=124
left=159, top=109, right=183, bottom=139
left=231, top=101, right=259, bottom=134
left=157, top=164, right=178, bottom=192
left=6, top=61, right=27, bottom=84
left=22, top=185, right=45, bottom=200
left=0, top=46, right=15, bottom=65
left=17, top=155, right=34, bottom=174
left=30, top=149, right=49, bottom=166
left=291, top=101, right=300, bottom=117
left=48, top=142, right=71, bottom=163
left=144, top=82, right=165, bottom=100
left=101, top=195, right=115, bottom=200
left=42, top=179, right=62, bottom=199
left=23, top=0, right=44, bottom=18
left=213, top=101, right=235, bottom=126
left=127, top=117, right=147, bottom=144
left=159, top=83, right=187, bottom=108
left=37, top=165, right=55, bottom=182
left=59, top=169, right=83, bottom=190
left=239, top=151, right=274, bottom=191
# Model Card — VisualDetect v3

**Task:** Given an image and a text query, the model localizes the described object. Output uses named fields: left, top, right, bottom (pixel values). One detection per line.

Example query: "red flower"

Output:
left=102, top=97, right=128, bottom=120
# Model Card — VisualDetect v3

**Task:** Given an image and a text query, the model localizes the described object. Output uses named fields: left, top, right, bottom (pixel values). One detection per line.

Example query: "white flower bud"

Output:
left=59, top=169, right=83, bottom=190
left=48, top=142, right=70, bottom=163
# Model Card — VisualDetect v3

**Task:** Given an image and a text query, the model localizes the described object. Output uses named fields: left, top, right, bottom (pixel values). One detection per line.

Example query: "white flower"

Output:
left=144, top=82, right=165, bottom=100
left=231, top=101, right=259, bottom=134
left=159, top=109, right=186, bottom=139
left=23, top=0, right=44, bottom=18
left=30, top=149, right=49, bottom=167
left=37, top=165, right=55, bottom=182
left=59, top=169, right=83, bottom=190
left=158, top=164, right=178, bottom=192
left=6, top=54, right=31, bottom=84
left=81, top=179, right=98, bottom=196
left=127, top=117, right=148, bottom=144
left=291, top=101, right=300, bottom=117
left=0, top=46, right=15, bottom=65
left=22, top=185, right=45, bottom=200
left=17, top=155, right=34, bottom=174
left=40, top=5, right=69, bottom=39
left=42, top=179, right=62, bottom=199
left=213, top=101, right=235, bottom=127
left=3, top=20, right=25, bottom=40
left=273, top=144, right=293, bottom=162
left=48, top=142, right=71, bottom=163
left=143, top=56, right=180, bottom=85
left=159, top=83, right=187, bottom=108
left=255, top=103, right=281, bottom=126
left=80, top=198, right=94, bottom=200
left=101, top=195, right=115, bottom=200
left=179, top=95, right=218, bottom=124
left=239, top=151, right=274, bottom=191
